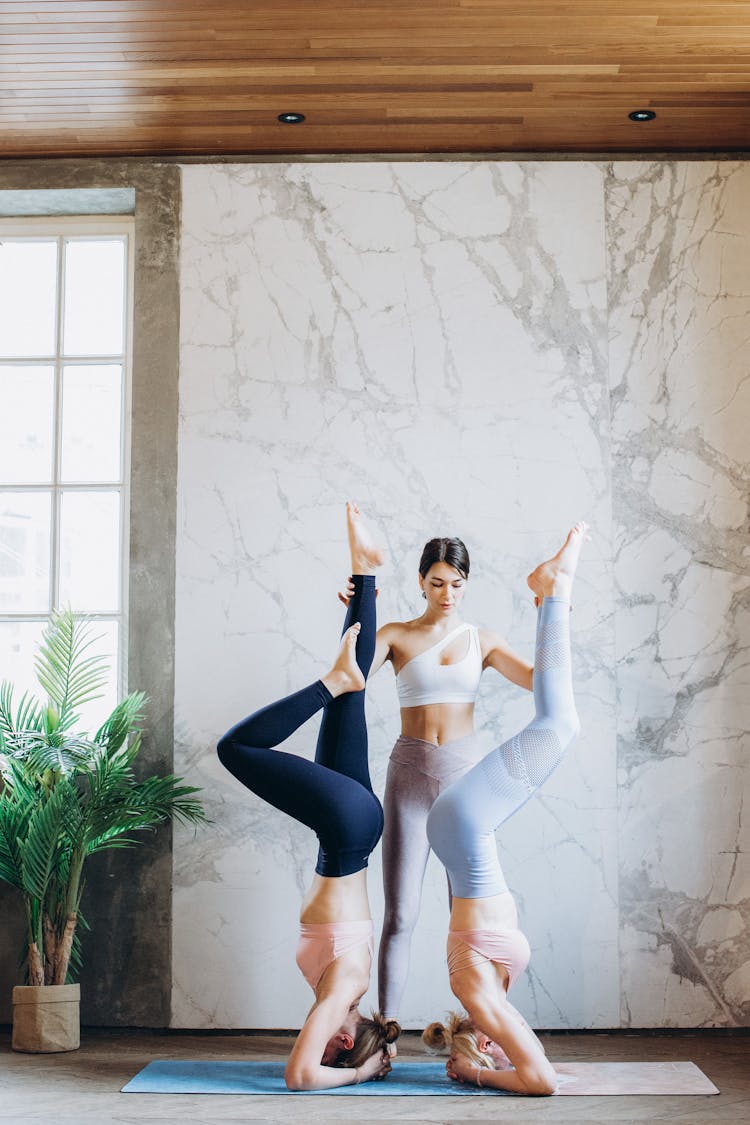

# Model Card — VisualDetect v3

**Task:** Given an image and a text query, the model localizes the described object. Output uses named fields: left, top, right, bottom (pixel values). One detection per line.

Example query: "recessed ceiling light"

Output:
left=628, top=110, right=656, bottom=122
left=278, top=112, right=305, bottom=124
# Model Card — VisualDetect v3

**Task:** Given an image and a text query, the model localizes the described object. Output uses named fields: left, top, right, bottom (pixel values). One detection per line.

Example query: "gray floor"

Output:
left=1, top=1027, right=748, bottom=1124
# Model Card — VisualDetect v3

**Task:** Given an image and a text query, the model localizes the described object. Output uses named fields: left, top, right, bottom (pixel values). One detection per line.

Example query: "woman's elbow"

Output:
left=529, top=1077, right=557, bottom=1097
left=284, top=1064, right=314, bottom=1091
left=216, top=734, right=235, bottom=768
left=522, top=1067, right=558, bottom=1096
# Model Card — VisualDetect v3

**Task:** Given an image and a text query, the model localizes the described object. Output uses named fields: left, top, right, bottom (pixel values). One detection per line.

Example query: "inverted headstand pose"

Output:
left=341, top=536, right=534, bottom=1024
left=423, top=523, right=586, bottom=1096
left=217, top=503, right=399, bottom=1090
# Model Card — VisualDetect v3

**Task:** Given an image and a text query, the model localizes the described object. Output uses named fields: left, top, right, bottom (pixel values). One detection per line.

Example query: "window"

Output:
left=0, top=218, right=133, bottom=725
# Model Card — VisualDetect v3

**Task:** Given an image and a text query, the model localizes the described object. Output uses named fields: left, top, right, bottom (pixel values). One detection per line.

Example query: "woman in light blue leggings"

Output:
left=425, top=523, right=586, bottom=1097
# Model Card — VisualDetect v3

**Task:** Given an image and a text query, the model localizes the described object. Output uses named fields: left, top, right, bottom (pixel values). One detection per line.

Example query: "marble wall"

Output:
left=607, top=162, right=750, bottom=1026
left=172, top=160, right=749, bottom=1030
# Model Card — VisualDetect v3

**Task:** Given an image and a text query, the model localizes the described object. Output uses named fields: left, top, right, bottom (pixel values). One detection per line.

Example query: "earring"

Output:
left=421, top=591, right=426, bottom=599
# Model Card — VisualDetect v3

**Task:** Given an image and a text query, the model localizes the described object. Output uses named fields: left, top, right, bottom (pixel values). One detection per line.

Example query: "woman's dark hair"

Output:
left=418, top=537, right=470, bottom=581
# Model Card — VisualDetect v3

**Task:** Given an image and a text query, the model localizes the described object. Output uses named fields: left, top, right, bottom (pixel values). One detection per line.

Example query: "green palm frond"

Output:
left=1, top=755, right=39, bottom=804
left=0, top=793, right=29, bottom=889
left=16, top=691, right=43, bottom=733
left=35, top=611, right=108, bottom=729
left=19, top=783, right=71, bottom=902
left=0, top=683, right=44, bottom=745
left=82, top=769, right=206, bottom=854
left=78, top=751, right=142, bottom=849
left=85, top=830, right=139, bottom=854
left=95, top=692, right=147, bottom=754
left=16, top=734, right=99, bottom=778
left=76, top=736, right=141, bottom=849
left=132, top=775, right=207, bottom=826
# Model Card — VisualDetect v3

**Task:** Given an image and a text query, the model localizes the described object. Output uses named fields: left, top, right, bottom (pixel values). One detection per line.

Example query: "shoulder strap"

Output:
left=432, top=622, right=470, bottom=652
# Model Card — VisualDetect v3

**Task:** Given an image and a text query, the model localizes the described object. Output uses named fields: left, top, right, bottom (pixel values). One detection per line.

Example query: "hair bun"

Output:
left=370, top=1011, right=401, bottom=1044
left=422, top=1021, right=448, bottom=1051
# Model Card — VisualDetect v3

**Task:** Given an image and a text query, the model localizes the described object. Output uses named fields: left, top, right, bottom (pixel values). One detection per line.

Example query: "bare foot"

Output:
left=347, top=500, right=385, bottom=575
left=527, top=522, right=588, bottom=603
left=321, top=623, right=366, bottom=697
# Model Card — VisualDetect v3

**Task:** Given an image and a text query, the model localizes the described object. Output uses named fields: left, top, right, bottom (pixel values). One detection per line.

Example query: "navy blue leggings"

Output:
left=217, top=575, right=383, bottom=877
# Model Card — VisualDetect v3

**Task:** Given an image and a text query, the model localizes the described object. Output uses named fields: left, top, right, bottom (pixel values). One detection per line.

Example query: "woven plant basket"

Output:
left=12, top=983, right=80, bottom=1053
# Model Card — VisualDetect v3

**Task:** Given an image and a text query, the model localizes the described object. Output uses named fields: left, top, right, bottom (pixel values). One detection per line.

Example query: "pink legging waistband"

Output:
left=447, top=927, right=531, bottom=991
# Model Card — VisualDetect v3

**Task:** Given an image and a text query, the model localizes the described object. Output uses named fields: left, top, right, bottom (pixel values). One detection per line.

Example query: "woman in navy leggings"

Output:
left=217, top=502, right=399, bottom=1089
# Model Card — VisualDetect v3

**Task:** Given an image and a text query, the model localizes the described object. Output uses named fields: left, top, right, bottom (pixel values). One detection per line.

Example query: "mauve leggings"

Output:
left=217, top=574, right=384, bottom=878
left=377, top=731, right=486, bottom=1020
left=379, top=597, right=579, bottom=1018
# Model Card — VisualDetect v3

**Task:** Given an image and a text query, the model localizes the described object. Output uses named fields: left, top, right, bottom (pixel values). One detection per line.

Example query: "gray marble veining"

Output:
left=607, top=160, right=750, bottom=1027
left=171, top=158, right=747, bottom=1032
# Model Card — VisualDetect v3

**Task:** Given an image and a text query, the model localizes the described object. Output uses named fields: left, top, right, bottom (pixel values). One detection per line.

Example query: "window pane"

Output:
left=0, top=491, right=51, bottom=612
left=59, top=491, right=120, bottom=611
left=0, top=619, right=46, bottom=703
left=61, top=365, right=122, bottom=483
left=0, top=365, right=55, bottom=483
left=0, top=240, right=57, bottom=357
left=63, top=239, right=125, bottom=357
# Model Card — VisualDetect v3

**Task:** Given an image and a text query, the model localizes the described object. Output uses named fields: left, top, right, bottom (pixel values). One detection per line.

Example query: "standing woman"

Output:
left=217, top=503, right=399, bottom=1090
left=341, top=536, right=534, bottom=1023
left=424, top=523, right=586, bottom=1095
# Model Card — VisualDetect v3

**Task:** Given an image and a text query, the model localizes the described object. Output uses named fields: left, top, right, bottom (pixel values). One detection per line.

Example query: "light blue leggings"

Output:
left=426, top=596, right=580, bottom=898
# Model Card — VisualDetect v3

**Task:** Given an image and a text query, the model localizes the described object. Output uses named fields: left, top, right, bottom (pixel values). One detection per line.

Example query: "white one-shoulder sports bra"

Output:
left=396, top=622, right=483, bottom=708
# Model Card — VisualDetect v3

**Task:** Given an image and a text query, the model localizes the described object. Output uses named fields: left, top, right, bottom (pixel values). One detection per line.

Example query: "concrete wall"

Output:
left=0, top=162, right=180, bottom=1026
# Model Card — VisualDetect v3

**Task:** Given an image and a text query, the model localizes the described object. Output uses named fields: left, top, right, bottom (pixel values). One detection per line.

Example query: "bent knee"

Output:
left=216, top=735, right=237, bottom=769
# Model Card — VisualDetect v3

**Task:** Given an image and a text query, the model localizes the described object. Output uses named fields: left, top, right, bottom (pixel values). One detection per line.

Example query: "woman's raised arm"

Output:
left=479, top=629, right=533, bottom=692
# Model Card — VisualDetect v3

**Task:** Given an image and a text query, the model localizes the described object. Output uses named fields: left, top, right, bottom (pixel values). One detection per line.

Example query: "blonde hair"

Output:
left=337, top=1011, right=400, bottom=1069
left=423, top=1011, right=495, bottom=1070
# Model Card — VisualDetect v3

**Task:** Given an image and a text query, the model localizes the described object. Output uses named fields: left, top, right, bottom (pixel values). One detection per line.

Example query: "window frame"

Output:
left=0, top=215, right=135, bottom=699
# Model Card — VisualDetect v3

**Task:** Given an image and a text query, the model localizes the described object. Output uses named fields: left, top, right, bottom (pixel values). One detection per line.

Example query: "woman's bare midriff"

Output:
left=450, top=890, right=518, bottom=932
left=300, top=869, right=371, bottom=924
left=399, top=701, right=476, bottom=745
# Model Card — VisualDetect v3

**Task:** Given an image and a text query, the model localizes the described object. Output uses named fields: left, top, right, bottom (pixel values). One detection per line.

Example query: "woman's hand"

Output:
left=337, top=578, right=356, bottom=607
left=355, top=1048, right=392, bottom=1083
left=446, top=1051, right=480, bottom=1085
left=337, top=578, right=378, bottom=607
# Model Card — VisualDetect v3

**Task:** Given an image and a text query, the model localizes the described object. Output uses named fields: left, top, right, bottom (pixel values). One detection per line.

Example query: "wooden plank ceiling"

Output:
left=1, top=0, right=750, bottom=156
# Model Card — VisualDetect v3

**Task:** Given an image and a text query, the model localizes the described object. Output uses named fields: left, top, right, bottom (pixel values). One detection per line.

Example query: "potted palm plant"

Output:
left=0, top=609, right=206, bottom=1052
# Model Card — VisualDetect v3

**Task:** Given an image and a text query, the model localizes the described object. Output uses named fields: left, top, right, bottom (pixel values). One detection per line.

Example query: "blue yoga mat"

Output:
left=122, top=1059, right=496, bottom=1095
left=121, top=1058, right=719, bottom=1097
